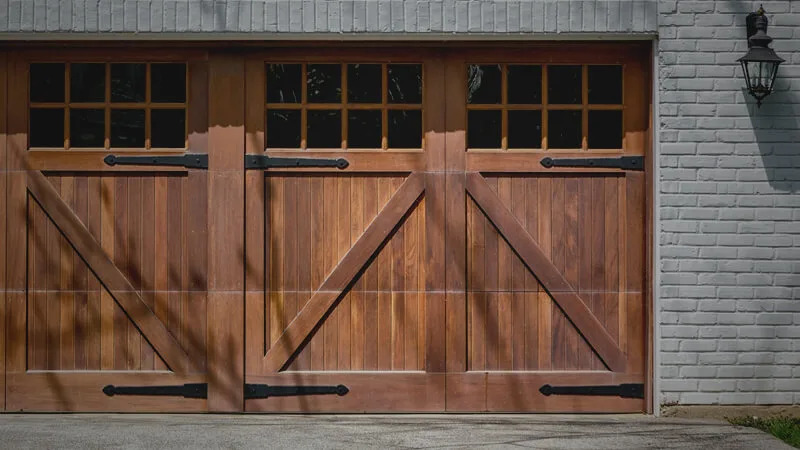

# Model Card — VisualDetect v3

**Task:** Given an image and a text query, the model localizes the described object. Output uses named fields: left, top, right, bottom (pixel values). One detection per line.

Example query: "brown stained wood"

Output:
left=207, top=52, right=246, bottom=411
left=337, top=177, right=352, bottom=371
left=466, top=172, right=627, bottom=373
left=26, top=151, right=190, bottom=172
left=6, top=373, right=207, bottom=412
left=424, top=174, right=446, bottom=373
left=246, top=373, right=445, bottom=413
left=262, top=172, right=424, bottom=372
left=263, top=151, right=424, bottom=172
left=466, top=152, right=640, bottom=173
left=484, top=372, right=645, bottom=412
left=26, top=170, right=190, bottom=373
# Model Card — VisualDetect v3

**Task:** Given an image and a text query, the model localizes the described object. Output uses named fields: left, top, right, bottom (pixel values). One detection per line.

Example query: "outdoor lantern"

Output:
left=738, top=6, right=784, bottom=107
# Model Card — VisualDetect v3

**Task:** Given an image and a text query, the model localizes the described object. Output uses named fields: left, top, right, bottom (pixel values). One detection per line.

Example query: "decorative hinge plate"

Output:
left=244, top=154, right=349, bottom=170
left=539, top=383, right=644, bottom=399
left=102, top=383, right=349, bottom=400
left=540, top=156, right=644, bottom=171
left=104, top=153, right=209, bottom=169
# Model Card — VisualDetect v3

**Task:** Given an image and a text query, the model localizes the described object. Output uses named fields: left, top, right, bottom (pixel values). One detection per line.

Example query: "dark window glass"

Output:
left=548, top=65, right=582, bottom=104
left=588, top=65, right=623, bottom=105
left=110, top=109, right=145, bottom=148
left=151, top=109, right=186, bottom=148
left=266, top=64, right=302, bottom=104
left=508, top=110, right=542, bottom=149
left=348, top=64, right=382, bottom=104
left=70, top=63, right=106, bottom=103
left=151, top=63, right=187, bottom=103
left=388, top=64, right=422, bottom=104
left=388, top=110, right=422, bottom=148
left=508, top=65, right=542, bottom=104
left=307, top=110, right=341, bottom=148
left=70, top=109, right=105, bottom=147
left=307, top=64, right=341, bottom=104
left=467, top=110, right=502, bottom=149
left=467, top=64, right=501, bottom=104
left=266, top=110, right=301, bottom=148
left=110, top=63, right=146, bottom=103
left=548, top=110, right=582, bottom=149
left=29, top=109, right=65, bottom=147
left=348, top=110, right=382, bottom=149
left=588, top=110, right=623, bottom=149
left=30, top=63, right=65, bottom=103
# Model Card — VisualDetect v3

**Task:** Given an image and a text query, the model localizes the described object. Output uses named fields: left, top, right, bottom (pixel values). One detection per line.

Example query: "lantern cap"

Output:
left=738, top=45, right=785, bottom=64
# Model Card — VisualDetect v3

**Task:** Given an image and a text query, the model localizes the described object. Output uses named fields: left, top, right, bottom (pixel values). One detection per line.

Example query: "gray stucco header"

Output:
left=1, top=0, right=657, bottom=37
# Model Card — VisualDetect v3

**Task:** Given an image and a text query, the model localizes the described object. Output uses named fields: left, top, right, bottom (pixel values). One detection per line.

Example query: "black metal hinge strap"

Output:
left=539, top=383, right=644, bottom=399
left=101, top=383, right=349, bottom=399
left=104, top=154, right=209, bottom=169
left=102, top=383, right=208, bottom=399
left=540, top=156, right=644, bottom=171
left=244, top=384, right=349, bottom=399
left=245, top=154, right=349, bottom=170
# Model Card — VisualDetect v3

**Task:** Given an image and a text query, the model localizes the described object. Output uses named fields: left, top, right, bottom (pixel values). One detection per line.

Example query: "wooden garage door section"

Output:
left=2, top=44, right=649, bottom=413
left=445, top=47, right=650, bottom=412
left=4, top=51, right=211, bottom=411
left=242, top=45, right=650, bottom=413
left=243, top=50, right=448, bottom=412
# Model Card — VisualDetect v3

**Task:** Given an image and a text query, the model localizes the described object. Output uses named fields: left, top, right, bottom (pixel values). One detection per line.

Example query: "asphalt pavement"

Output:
left=0, top=414, right=792, bottom=449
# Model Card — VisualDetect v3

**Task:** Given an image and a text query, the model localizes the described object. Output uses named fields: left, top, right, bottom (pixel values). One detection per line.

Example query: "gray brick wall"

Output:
left=0, top=0, right=657, bottom=35
left=658, top=0, right=800, bottom=406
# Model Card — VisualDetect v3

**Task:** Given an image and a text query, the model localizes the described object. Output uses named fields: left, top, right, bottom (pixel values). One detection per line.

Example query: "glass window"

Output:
left=28, top=62, right=188, bottom=149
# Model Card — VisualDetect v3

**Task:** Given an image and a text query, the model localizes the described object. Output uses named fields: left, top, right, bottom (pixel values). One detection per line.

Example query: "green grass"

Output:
left=728, top=416, right=800, bottom=448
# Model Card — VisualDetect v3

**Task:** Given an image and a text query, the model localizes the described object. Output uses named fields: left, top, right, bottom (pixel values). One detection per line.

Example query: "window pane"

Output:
left=388, top=64, right=422, bottom=104
left=388, top=110, right=422, bottom=148
left=548, top=110, right=582, bottom=149
left=70, top=63, right=105, bottom=103
left=151, top=63, right=187, bottom=103
left=111, top=63, right=146, bottom=103
left=110, top=109, right=145, bottom=148
left=548, top=65, right=582, bottom=105
left=266, top=110, right=301, bottom=149
left=588, top=65, right=623, bottom=105
left=29, top=108, right=65, bottom=147
left=307, top=64, right=341, bottom=104
left=348, top=64, right=382, bottom=104
left=307, top=110, right=341, bottom=148
left=508, top=110, right=542, bottom=149
left=30, top=63, right=65, bottom=103
left=588, top=110, right=622, bottom=149
left=467, top=110, right=502, bottom=149
left=508, top=65, right=542, bottom=104
left=467, top=64, right=501, bottom=104
left=152, top=109, right=186, bottom=148
left=267, top=64, right=302, bottom=104
left=70, top=109, right=105, bottom=148
left=348, top=110, right=382, bottom=149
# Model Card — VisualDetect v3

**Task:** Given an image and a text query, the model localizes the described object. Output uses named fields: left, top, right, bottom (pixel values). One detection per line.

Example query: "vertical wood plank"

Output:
left=537, top=178, right=552, bottom=370
left=564, top=177, right=579, bottom=370
left=376, top=177, right=392, bottom=371
left=350, top=176, right=365, bottom=370
left=100, top=177, right=115, bottom=370
left=153, top=176, right=168, bottom=371
left=87, top=177, right=102, bottom=370
left=140, top=176, right=155, bottom=370
left=207, top=53, right=245, bottom=411
left=363, top=176, right=379, bottom=370
left=309, top=177, right=325, bottom=370
left=337, top=177, right=352, bottom=371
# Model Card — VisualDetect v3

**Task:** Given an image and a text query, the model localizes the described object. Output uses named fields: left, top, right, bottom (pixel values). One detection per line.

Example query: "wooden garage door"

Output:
left=444, top=46, right=651, bottom=412
left=243, top=50, right=448, bottom=412
left=4, top=50, right=211, bottom=411
left=242, top=44, right=650, bottom=413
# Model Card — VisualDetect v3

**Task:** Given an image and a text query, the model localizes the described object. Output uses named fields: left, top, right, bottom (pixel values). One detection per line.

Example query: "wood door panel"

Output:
left=264, top=177, right=428, bottom=372
left=25, top=174, right=207, bottom=372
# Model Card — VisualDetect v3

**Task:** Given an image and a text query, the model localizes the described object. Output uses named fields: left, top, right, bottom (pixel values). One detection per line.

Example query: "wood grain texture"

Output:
left=246, top=373, right=445, bottom=413
left=466, top=172, right=626, bottom=373
left=262, top=172, right=425, bottom=373
left=27, top=171, right=190, bottom=373
left=207, top=53, right=246, bottom=412
left=0, top=51, right=7, bottom=410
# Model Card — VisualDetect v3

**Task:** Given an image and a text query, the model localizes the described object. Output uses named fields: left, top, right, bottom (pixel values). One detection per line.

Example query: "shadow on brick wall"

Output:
left=745, top=86, right=800, bottom=193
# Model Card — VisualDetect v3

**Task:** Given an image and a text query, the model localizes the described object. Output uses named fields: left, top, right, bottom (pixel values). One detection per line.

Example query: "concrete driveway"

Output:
left=0, top=414, right=791, bottom=449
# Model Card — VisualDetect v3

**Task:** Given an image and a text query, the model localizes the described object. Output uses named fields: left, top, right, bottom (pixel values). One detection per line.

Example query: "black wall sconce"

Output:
left=738, top=6, right=784, bottom=107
